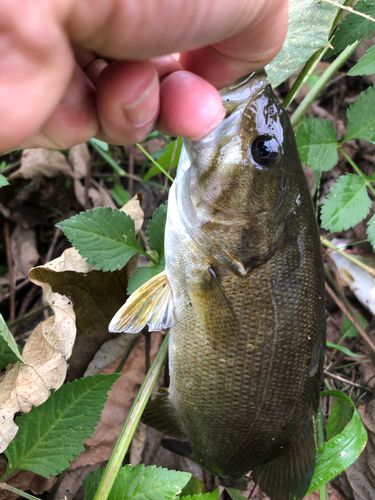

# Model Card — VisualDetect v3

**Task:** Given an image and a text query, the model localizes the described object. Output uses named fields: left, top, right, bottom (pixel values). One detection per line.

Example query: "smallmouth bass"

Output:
left=110, top=71, right=326, bottom=500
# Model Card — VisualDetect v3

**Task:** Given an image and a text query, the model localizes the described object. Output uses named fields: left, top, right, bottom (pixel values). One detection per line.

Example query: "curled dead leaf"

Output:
left=0, top=287, right=75, bottom=452
left=9, top=149, right=73, bottom=181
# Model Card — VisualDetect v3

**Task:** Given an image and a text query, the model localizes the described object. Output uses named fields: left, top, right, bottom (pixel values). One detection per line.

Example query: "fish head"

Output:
left=179, top=71, right=308, bottom=275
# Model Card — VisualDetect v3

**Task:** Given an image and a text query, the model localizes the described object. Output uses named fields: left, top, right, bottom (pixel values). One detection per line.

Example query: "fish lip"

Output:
left=220, top=70, right=268, bottom=116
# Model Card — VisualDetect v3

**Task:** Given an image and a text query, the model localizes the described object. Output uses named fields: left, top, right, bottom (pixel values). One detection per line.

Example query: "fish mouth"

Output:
left=220, top=70, right=268, bottom=117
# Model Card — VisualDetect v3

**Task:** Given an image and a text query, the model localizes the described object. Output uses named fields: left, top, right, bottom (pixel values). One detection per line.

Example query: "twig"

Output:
left=323, top=370, right=367, bottom=389
left=8, top=304, right=49, bottom=329
left=0, top=278, right=29, bottom=304
left=321, top=236, right=375, bottom=278
left=127, top=146, right=134, bottom=197
left=45, top=227, right=61, bottom=264
left=0, top=483, right=40, bottom=500
left=84, top=156, right=92, bottom=210
left=4, top=220, right=15, bottom=323
left=325, top=281, right=375, bottom=353
left=321, top=0, right=375, bottom=23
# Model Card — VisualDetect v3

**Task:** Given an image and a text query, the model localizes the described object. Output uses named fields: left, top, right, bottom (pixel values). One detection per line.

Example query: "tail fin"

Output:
left=252, top=415, right=316, bottom=500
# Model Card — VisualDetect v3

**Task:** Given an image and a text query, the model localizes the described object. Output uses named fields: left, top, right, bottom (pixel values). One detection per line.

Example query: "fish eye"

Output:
left=251, top=135, right=280, bottom=166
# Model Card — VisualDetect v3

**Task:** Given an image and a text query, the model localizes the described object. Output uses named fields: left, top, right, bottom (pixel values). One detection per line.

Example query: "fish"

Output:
left=109, top=70, right=326, bottom=500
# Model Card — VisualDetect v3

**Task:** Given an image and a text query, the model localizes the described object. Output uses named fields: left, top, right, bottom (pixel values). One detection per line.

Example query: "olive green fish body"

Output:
left=110, top=72, right=326, bottom=500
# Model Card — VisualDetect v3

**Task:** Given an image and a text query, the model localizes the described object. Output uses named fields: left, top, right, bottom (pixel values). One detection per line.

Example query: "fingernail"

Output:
left=61, top=66, right=87, bottom=107
left=123, top=73, right=159, bottom=127
left=191, top=106, right=226, bottom=141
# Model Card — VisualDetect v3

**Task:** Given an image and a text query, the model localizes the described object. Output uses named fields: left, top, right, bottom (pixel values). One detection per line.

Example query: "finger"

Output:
left=63, top=0, right=288, bottom=71
left=21, top=65, right=99, bottom=149
left=157, top=70, right=225, bottom=140
left=0, top=0, right=73, bottom=152
left=95, top=60, right=160, bottom=145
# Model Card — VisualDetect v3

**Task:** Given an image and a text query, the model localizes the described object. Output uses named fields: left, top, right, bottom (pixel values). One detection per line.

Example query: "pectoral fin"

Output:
left=188, top=268, right=239, bottom=343
left=141, top=389, right=187, bottom=440
left=252, top=413, right=316, bottom=500
left=109, top=271, right=173, bottom=333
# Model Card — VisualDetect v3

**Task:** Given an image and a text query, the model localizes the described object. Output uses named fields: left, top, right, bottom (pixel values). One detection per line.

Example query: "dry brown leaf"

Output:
left=10, top=225, right=39, bottom=280
left=9, top=149, right=73, bottom=181
left=68, top=144, right=90, bottom=180
left=0, top=288, right=76, bottom=452
left=121, top=192, right=144, bottom=233
left=69, top=332, right=162, bottom=470
left=130, top=421, right=147, bottom=466
left=88, top=185, right=116, bottom=209
left=54, top=462, right=107, bottom=500
left=29, top=195, right=144, bottom=380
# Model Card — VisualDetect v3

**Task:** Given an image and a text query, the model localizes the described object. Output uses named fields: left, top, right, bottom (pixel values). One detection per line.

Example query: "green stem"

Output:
left=291, top=40, right=361, bottom=127
left=135, top=144, right=174, bottom=182
left=338, top=148, right=375, bottom=197
left=316, top=406, right=327, bottom=500
left=0, top=483, right=40, bottom=500
left=321, top=236, right=375, bottom=278
left=89, top=140, right=169, bottom=191
left=93, top=333, right=169, bottom=500
left=283, top=0, right=351, bottom=110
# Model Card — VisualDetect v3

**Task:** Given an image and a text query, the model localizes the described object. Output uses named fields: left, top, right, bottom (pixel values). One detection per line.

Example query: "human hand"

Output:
left=0, top=0, right=288, bottom=152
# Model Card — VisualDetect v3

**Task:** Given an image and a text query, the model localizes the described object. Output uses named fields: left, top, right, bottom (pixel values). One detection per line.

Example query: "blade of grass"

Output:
left=321, top=236, right=375, bottom=277
left=135, top=144, right=174, bottom=182
left=93, top=332, right=169, bottom=500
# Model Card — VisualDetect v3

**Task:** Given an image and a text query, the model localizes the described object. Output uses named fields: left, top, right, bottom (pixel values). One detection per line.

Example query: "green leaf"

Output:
left=146, top=202, right=168, bottom=257
left=83, top=464, right=191, bottom=500
left=0, top=337, right=22, bottom=370
left=56, top=207, right=146, bottom=272
left=306, top=390, right=367, bottom=495
left=127, top=257, right=165, bottom=295
left=0, top=174, right=9, bottom=188
left=344, top=86, right=375, bottom=143
left=3, top=374, right=119, bottom=479
left=341, top=316, right=364, bottom=339
left=143, top=139, right=182, bottom=181
left=179, top=476, right=207, bottom=498
left=348, top=45, right=375, bottom=76
left=111, top=185, right=131, bottom=207
left=326, top=341, right=364, bottom=358
left=296, top=117, right=338, bottom=171
left=0, top=314, right=24, bottom=364
left=89, top=138, right=109, bottom=151
left=226, top=489, right=248, bottom=500
left=181, top=491, right=219, bottom=500
left=367, top=212, right=375, bottom=249
left=266, top=0, right=344, bottom=87
left=320, top=174, right=371, bottom=232
left=327, top=0, right=375, bottom=58
left=326, top=397, right=354, bottom=441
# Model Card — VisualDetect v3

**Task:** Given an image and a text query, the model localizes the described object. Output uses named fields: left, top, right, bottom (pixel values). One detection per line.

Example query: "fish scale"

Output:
left=109, top=71, right=325, bottom=500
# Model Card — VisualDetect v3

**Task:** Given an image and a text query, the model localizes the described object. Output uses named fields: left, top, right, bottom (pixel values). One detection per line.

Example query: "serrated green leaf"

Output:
left=326, top=341, right=364, bottom=358
left=0, top=175, right=9, bottom=188
left=226, top=489, right=248, bottom=500
left=326, top=0, right=375, bottom=58
left=127, top=257, right=165, bottom=295
left=348, top=45, right=375, bottom=76
left=83, top=464, right=191, bottom=500
left=344, top=86, right=375, bottom=143
left=0, top=336, right=22, bottom=370
left=181, top=491, right=219, bottom=500
left=143, top=139, right=182, bottom=181
left=266, top=0, right=344, bottom=87
left=306, top=390, right=367, bottom=495
left=0, top=314, right=24, bottom=364
left=179, top=476, right=207, bottom=498
left=3, top=374, right=119, bottom=479
left=296, top=118, right=338, bottom=171
left=321, top=174, right=371, bottom=232
left=146, top=202, right=168, bottom=257
left=326, top=397, right=354, bottom=441
left=367, top=212, right=375, bottom=249
left=56, top=207, right=146, bottom=272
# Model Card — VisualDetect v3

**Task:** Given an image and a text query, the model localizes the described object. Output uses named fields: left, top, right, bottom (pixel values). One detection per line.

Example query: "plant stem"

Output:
left=93, top=333, right=169, bottom=500
left=291, top=40, right=361, bottom=127
left=338, top=148, right=375, bottom=197
left=321, top=236, right=375, bottom=278
left=316, top=406, right=327, bottom=500
left=135, top=144, right=174, bottom=182
left=0, top=483, right=40, bottom=500
left=90, top=140, right=168, bottom=191
left=7, top=304, right=49, bottom=329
